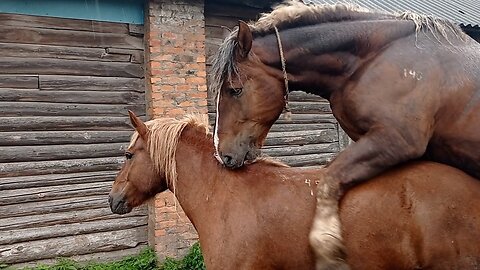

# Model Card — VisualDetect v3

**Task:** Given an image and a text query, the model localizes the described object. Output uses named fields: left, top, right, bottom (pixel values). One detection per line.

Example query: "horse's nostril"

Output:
left=222, top=154, right=235, bottom=168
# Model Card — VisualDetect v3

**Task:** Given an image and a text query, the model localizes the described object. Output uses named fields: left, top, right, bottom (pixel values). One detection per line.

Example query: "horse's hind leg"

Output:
left=309, top=181, right=350, bottom=270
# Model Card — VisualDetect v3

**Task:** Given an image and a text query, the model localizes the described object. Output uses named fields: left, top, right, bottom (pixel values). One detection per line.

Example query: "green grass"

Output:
left=2, top=243, right=205, bottom=270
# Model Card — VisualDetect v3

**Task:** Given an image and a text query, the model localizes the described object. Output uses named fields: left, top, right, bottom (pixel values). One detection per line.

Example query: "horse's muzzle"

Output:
left=109, top=194, right=132, bottom=215
left=220, top=153, right=244, bottom=169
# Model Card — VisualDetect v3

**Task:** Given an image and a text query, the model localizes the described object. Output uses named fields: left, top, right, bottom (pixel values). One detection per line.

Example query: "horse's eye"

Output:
left=229, top=87, right=243, bottom=97
left=125, top=152, right=134, bottom=160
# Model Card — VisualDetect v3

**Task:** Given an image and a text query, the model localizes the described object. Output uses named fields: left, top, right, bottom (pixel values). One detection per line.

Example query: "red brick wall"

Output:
left=144, top=0, right=207, bottom=259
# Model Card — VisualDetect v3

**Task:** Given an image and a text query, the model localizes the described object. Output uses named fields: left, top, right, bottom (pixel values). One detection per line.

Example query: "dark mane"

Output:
left=251, top=1, right=385, bottom=37
left=208, top=0, right=466, bottom=95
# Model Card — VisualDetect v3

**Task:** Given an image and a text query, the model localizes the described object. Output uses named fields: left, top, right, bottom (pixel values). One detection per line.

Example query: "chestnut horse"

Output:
left=109, top=112, right=480, bottom=270
left=210, top=2, right=480, bottom=267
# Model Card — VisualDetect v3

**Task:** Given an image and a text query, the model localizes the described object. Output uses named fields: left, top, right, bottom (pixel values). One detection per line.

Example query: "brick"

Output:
left=155, top=229, right=166, bottom=237
left=198, top=84, right=208, bottom=92
left=151, top=55, right=174, bottom=61
left=186, top=77, right=205, bottom=84
left=176, top=84, right=192, bottom=91
left=178, top=101, right=194, bottom=107
left=163, top=77, right=186, bottom=84
left=196, top=55, right=206, bottom=63
left=157, top=220, right=177, bottom=229
left=162, top=32, right=177, bottom=39
left=168, top=108, right=186, bottom=115
left=197, top=100, right=208, bottom=106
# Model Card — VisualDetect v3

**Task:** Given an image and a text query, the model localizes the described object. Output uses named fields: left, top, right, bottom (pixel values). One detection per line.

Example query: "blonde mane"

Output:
left=128, top=114, right=288, bottom=191
left=128, top=114, right=209, bottom=192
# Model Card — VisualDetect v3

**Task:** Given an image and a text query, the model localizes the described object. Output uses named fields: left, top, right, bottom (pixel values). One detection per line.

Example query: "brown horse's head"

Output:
left=109, top=111, right=167, bottom=214
left=213, top=21, right=286, bottom=169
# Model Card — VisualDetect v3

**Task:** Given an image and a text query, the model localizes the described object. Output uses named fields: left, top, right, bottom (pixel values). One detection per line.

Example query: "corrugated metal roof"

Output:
left=304, top=0, right=480, bottom=27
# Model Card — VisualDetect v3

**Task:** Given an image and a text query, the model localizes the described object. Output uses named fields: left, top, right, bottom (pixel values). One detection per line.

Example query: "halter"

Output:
left=273, top=26, right=292, bottom=120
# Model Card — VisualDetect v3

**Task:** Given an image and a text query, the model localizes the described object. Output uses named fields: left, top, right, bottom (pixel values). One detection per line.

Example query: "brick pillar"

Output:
left=144, top=0, right=207, bottom=260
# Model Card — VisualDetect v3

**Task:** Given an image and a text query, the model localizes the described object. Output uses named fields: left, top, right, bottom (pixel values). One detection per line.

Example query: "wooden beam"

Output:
left=0, top=42, right=134, bottom=62
left=262, top=142, right=339, bottom=156
left=0, top=143, right=127, bottom=163
left=0, top=13, right=129, bottom=34
left=0, top=227, right=148, bottom=264
left=0, top=156, right=123, bottom=177
left=0, top=217, right=148, bottom=245
left=276, top=153, right=337, bottom=167
left=0, top=89, right=145, bottom=104
left=0, top=181, right=112, bottom=206
left=0, top=171, right=117, bottom=190
left=0, top=102, right=144, bottom=117
left=39, top=75, right=145, bottom=92
left=0, top=205, right=146, bottom=230
left=0, top=131, right=132, bottom=146
left=0, top=57, right=144, bottom=78
left=0, top=116, right=134, bottom=131
left=0, top=75, right=38, bottom=89
left=264, top=129, right=338, bottom=146
left=0, top=26, right=142, bottom=49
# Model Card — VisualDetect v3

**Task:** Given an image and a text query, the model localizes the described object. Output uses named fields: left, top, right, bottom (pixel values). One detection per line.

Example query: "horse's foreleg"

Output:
left=309, top=126, right=430, bottom=269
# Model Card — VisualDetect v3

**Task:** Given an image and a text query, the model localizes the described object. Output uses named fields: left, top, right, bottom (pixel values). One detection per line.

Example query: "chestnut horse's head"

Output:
left=109, top=111, right=167, bottom=214
left=212, top=21, right=286, bottom=169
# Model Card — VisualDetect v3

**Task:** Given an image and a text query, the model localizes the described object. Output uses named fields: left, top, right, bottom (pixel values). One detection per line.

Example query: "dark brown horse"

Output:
left=210, top=2, right=480, bottom=267
left=109, top=112, right=480, bottom=270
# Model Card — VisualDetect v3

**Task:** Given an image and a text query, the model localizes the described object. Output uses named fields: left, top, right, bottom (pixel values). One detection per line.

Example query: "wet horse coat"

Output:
left=109, top=113, right=480, bottom=270
left=210, top=2, right=480, bottom=267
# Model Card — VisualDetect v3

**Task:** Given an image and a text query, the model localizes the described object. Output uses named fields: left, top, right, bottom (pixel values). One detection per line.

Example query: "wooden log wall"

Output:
left=205, top=3, right=351, bottom=167
left=0, top=13, right=147, bottom=267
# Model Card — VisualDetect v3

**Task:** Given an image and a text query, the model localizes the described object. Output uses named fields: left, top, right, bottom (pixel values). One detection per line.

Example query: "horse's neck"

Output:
left=253, top=19, right=415, bottom=99
left=168, top=126, right=221, bottom=228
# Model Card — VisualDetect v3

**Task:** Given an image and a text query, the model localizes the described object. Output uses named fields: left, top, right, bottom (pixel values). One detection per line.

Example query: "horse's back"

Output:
left=341, top=161, right=480, bottom=269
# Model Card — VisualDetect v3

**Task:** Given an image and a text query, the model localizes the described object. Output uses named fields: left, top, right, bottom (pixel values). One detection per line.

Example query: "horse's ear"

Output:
left=128, top=110, right=148, bottom=140
left=236, top=20, right=252, bottom=58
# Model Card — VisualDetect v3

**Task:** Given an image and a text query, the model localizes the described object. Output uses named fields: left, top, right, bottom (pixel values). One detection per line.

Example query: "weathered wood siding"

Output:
left=205, top=3, right=351, bottom=167
left=0, top=13, right=147, bottom=266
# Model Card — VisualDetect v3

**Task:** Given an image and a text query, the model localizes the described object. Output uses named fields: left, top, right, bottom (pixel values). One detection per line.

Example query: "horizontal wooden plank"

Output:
left=288, top=91, right=327, bottom=102
left=264, top=129, right=338, bottom=146
left=0, top=204, right=146, bottom=230
left=0, top=57, right=144, bottom=77
left=0, top=75, right=38, bottom=89
left=106, top=48, right=144, bottom=63
left=0, top=102, right=144, bottom=117
left=276, top=153, right=337, bottom=167
left=0, top=42, right=135, bottom=62
left=0, top=216, right=147, bottom=245
left=0, top=13, right=129, bottom=34
left=208, top=101, right=330, bottom=114
left=0, top=156, right=123, bottom=177
left=0, top=143, right=127, bottom=163
left=0, top=226, right=148, bottom=264
left=0, top=26, right=143, bottom=49
left=0, top=116, right=135, bottom=131
left=0, top=181, right=112, bottom=205
left=263, top=143, right=339, bottom=156
left=0, top=131, right=132, bottom=146
left=0, top=171, right=117, bottom=191
left=10, top=245, right=148, bottom=269
left=39, top=75, right=144, bottom=91
left=0, top=88, right=145, bottom=104
left=269, top=123, right=336, bottom=132
left=208, top=113, right=338, bottom=125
